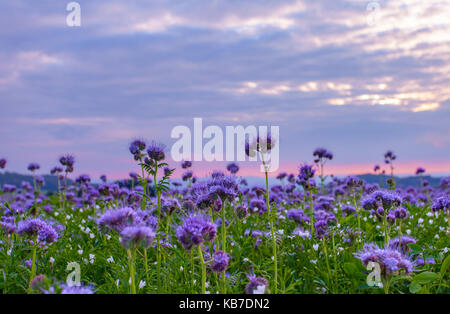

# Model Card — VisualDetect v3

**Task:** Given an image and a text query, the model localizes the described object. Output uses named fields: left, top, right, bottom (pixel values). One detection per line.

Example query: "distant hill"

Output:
left=356, top=174, right=443, bottom=189
left=0, top=171, right=73, bottom=192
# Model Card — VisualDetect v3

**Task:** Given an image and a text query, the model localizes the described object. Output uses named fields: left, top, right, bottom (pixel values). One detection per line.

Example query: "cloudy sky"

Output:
left=0, top=0, right=449, bottom=179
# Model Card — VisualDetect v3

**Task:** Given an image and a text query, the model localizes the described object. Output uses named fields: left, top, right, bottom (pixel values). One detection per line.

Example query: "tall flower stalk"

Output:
left=246, top=134, right=278, bottom=294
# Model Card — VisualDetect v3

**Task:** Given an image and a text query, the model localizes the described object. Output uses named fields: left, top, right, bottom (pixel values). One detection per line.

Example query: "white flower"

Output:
left=313, top=244, right=319, bottom=251
left=78, top=249, right=83, bottom=255
left=428, top=220, right=433, bottom=225
left=139, top=280, right=146, bottom=289
left=311, top=259, right=317, bottom=264
left=106, top=234, right=111, bottom=240
left=243, top=258, right=249, bottom=263
left=406, top=229, right=411, bottom=235
left=49, top=257, right=55, bottom=264
left=89, top=233, right=95, bottom=239
left=107, top=256, right=114, bottom=263
left=418, top=218, right=424, bottom=223
left=434, top=234, right=439, bottom=239
left=443, top=247, right=448, bottom=253
left=89, top=254, right=95, bottom=263
left=7, top=249, right=12, bottom=256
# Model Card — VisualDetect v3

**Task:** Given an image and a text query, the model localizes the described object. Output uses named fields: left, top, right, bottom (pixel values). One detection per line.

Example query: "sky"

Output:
left=0, top=0, right=449, bottom=180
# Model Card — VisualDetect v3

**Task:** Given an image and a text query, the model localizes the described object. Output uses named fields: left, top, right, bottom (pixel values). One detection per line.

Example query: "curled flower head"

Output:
left=245, top=274, right=269, bottom=294
left=226, top=162, right=240, bottom=175
left=147, top=142, right=166, bottom=162
left=120, top=226, right=156, bottom=249
left=245, top=135, right=275, bottom=157
left=182, top=170, right=193, bottom=182
left=313, top=148, right=333, bottom=163
left=0, top=158, right=6, bottom=169
left=431, top=196, right=449, bottom=212
left=27, top=163, right=40, bottom=172
left=129, top=139, right=146, bottom=156
left=210, top=250, right=231, bottom=273
left=384, top=150, right=396, bottom=162
left=97, top=207, right=140, bottom=234
left=388, top=236, right=416, bottom=254
left=176, top=214, right=217, bottom=251
left=356, top=243, right=413, bottom=277
left=17, top=218, right=59, bottom=244
left=297, top=164, right=315, bottom=186
left=415, top=167, right=425, bottom=175
left=181, top=161, right=192, bottom=169
left=59, top=154, right=75, bottom=173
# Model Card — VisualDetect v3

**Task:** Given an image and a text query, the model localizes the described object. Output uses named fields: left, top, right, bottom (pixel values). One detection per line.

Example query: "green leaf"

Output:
left=413, top=271, right=440, bottom=284
left=409, top=281, right=422, bottom=293
left=440, top=255, right=450, bottom=277
left=343, top=262, right=360, bottom=278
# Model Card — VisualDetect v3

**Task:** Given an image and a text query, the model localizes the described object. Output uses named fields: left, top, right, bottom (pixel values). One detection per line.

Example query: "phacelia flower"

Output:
left=245, top=275, right=269, bottom=294
left=226, top=162, right=240, bottom=174
left=431, top=196, right=449, bottom=212
left=0, top=158, right=6, bottom=169
left=147, top=142, right=166, bottom=162
left=355, top=243, right=414, bottom=277
left=210, top=250, right=231, bottom=273
left=388, top=236, right=416, bottom=254
left=181, top=161, right=192, bottom=169
left=176, top=214, right=217, bottom=251
left=120, top=226, right=156, bottom=249
left=27, top=163, right=40, bottom=172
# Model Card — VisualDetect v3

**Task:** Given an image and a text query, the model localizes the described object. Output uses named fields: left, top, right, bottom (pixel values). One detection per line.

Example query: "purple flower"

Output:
left=431, top=196, right=449, bottom=212
left=120, top=226, right=156, bottom=249
left=176, top=214, right=217, bottom=251
left=25, top=259, right=32, bottom=269
left=226, top=162, right=240, bottom=174
left=182, top=171, right=193, bottom=182
left=245, top=275, right=269, bottom=294
left=207, top=173, right=239, bottom=202
left=17, top=218, right=59, bottom=244
left=276, top=172, right=287, bottom=180
left=388, top=236, right=416, bottom=254
left=181, top=161, right=192, bottom=169
left=147, top=142, right=166, bottom=162
left=313, top=148, right=333, bottom=162
left=50, top=166, right=63, bottom=175
left=210, top=250, right=231, bottom=273
left=355, top=243, right=414, bottom=276
left=0, top=158, right=6, bottom=169
left=61, top=284, right=94, bottom=294
left=287, top=209, right=310, bottom=225
left=415, top=167, right=425, bottom=175
left=297, top=164, right=315, bottom=186
left=27, top=163, right=40, bottom=172
left=129, top=139, right=146, bottom=159
left=97, top=207, right=140, bottom=234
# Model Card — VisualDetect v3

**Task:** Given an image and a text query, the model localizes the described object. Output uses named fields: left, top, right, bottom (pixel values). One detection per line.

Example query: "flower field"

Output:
left=0, top=143, right=449, bottom=294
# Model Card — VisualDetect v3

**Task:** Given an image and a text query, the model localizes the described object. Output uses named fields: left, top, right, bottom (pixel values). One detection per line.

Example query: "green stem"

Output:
left=221, top=201, right=227, bottom=294
left=198, top=245, right=206, bottom=294
left=127, top=249, right=136, bottom=294
left=322, top=236, right=332, bottom=294
left=27, top=237, right=38, bottom=294
left=153, top=161, right=162, bottom=293
left=265, top=169, right=278, bottom=294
